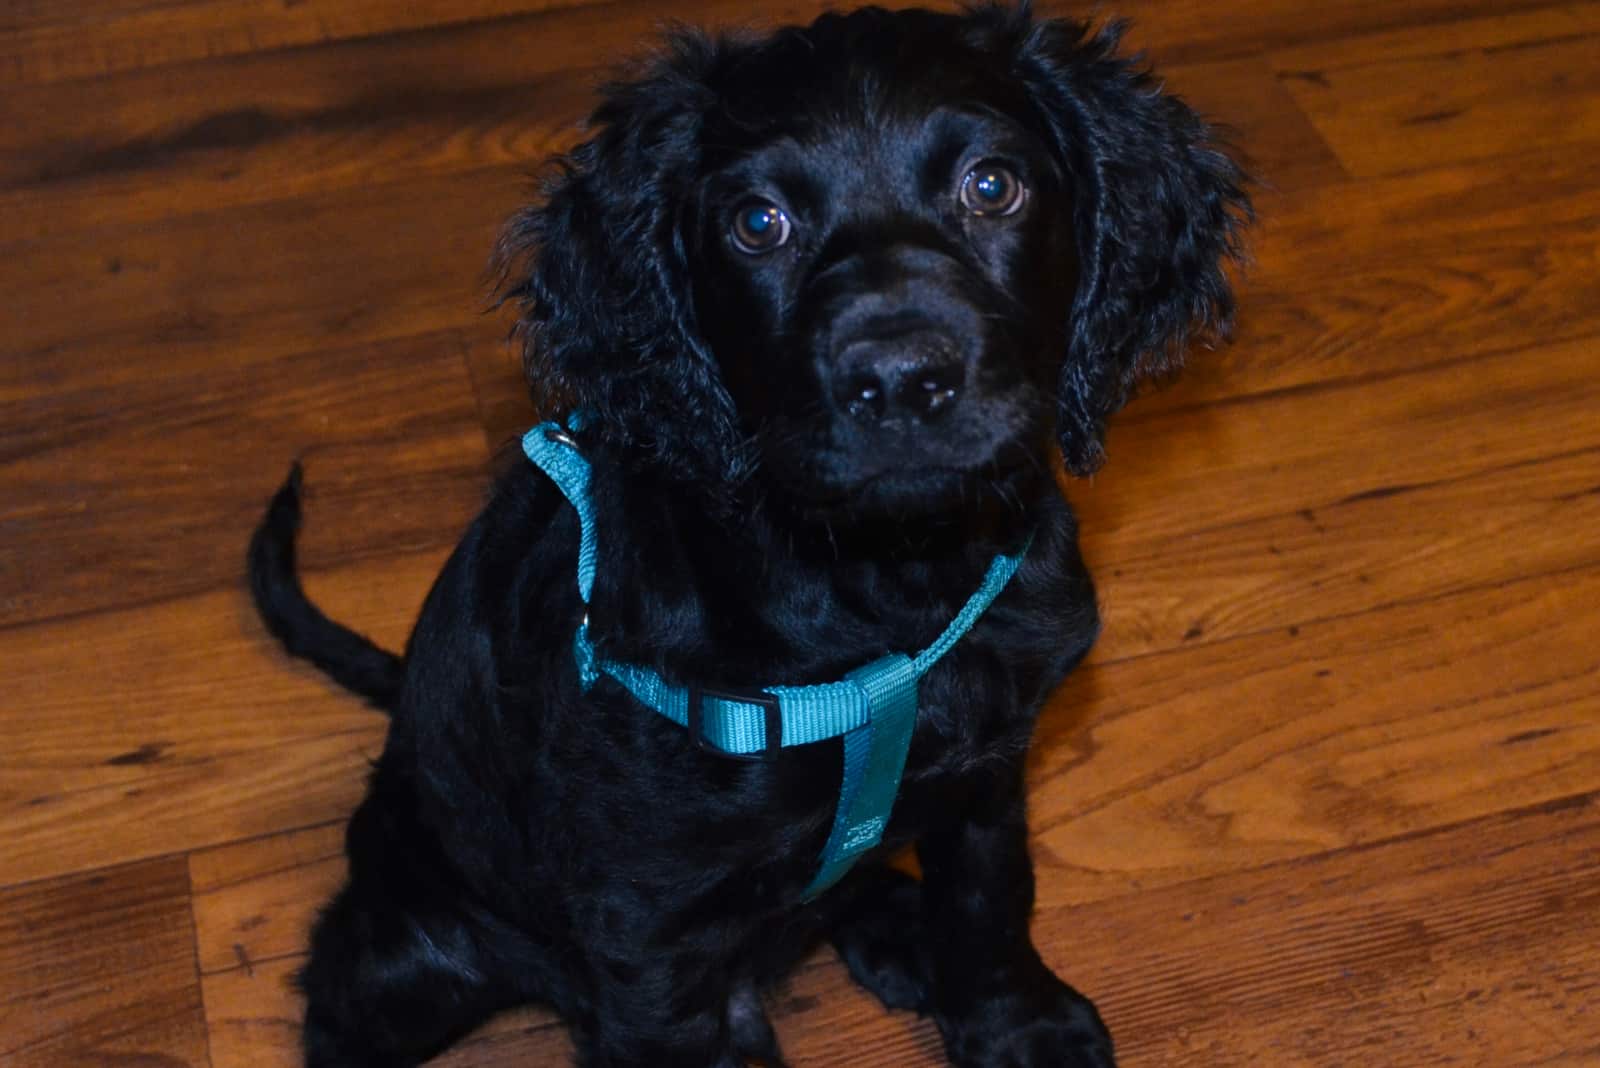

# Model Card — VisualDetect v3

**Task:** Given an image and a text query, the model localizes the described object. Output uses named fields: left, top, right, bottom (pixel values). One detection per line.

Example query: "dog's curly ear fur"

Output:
left=495, top=33, right=745, bottom=483
left=975, top=3, right=1251, bottom=475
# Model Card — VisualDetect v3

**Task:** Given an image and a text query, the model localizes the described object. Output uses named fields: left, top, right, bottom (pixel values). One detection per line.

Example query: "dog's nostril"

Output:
left=844, top=378, right=886, bottom=421
left=901, top=363, right=963, bottom=419
left=833, top=333, right=964, bottom=423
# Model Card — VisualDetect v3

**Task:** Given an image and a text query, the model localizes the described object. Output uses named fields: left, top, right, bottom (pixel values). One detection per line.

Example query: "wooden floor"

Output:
left=3, top=0, right=1598, bottom=1064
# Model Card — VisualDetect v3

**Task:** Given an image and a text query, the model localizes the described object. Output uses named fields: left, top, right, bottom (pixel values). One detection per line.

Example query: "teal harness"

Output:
left=523, top=419, right=1029, bottom=898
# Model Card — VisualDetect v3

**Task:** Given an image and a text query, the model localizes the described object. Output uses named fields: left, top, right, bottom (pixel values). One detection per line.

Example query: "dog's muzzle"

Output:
left=831, top=326, right=967, bottom=423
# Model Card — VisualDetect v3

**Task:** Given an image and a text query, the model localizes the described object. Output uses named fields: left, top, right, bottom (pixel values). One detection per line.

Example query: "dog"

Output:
left=249, top=3, right=1248, bottom=1065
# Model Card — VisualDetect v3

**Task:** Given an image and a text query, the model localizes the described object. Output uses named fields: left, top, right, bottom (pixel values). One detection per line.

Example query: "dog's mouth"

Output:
left=841, top=467, right=975, bottom=514
left=777, top=434, right=1046, bottom=522
left=743, top=331, right=1056, bottom=522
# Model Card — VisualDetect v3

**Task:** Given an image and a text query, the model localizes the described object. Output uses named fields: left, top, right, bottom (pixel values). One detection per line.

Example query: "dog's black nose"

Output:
left=834, top=332, right=965, bottom=423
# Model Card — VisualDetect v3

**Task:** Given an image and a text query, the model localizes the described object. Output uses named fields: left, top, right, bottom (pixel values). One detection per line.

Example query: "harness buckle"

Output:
left=543, top=425, right=581, bottom=450
left=686, top=686, right=783, bottom=762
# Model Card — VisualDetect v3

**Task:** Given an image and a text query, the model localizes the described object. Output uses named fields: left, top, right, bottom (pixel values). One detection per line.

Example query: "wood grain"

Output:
left=189, top=822, right=345, bottom=977
left=1086, top=443, right=1600, bottom=661
left=0, top=549, right=448, bottom=885
left=3, top=0, right=1567, bottom=88
left=1, top=0, right=1359, bottom=249
left=1269, top=1, right=1600, bottom=71
left=1094, top=0, right=1567, bottom=65
left=0, top=327, right=487, bottom=627
left=773, top=792, right=1600, bottom=1065
left=1075, top=334, right=1600, bottom=659
left=0, top=0, right=857, bottom=87
left=1162, top=57, right=1348, bottom=194
left=461, top=327, right=542, bottom=461
left=1084, top=334, right=1600, bottom=568
left=1, top=167, right=522, bottom=384
left=1273, top=6, right=1600, bottom=177
left=1142, top=144, right=1600, bottom=415
left=1061, top=793, right=1600, bottom=1067
left=0, top=0, right=598, bottom=86
left=1027, top=565, right=1600, bottom=908
left=0, top=23, right=599, bottom=244
left=0, top=858, right=209, bottom=1067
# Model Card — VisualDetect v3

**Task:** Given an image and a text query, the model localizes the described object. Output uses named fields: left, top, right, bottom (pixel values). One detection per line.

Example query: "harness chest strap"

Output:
left=522, top=420, right=1029, bottom=899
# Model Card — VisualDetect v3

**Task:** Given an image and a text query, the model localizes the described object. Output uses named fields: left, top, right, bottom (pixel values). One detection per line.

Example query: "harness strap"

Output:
left=521, top=420, right=1029, bottom=899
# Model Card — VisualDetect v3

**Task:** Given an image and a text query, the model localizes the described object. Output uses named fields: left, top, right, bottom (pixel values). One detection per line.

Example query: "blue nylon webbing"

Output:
left=521, top=419, right=1029, bottom=899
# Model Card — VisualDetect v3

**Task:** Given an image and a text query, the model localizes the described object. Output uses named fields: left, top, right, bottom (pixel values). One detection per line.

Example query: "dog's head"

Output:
left=498, top=2, right=1248, bottom=519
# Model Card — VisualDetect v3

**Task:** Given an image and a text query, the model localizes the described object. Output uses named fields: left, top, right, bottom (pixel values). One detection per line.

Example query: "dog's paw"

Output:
left=829, top=867, right=932, bottom=1012
left=939, top=973, right=1115, bottom=1068
left=958, top=1011, right=1116, bottom=1068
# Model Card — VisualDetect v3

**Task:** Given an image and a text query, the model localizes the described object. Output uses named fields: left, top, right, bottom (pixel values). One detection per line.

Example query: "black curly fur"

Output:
left=493, top=32, right=748, bottom=487
left=1008, top=14, right=1251, bottom=473
left=250, top=5, right=1248, bottom=1066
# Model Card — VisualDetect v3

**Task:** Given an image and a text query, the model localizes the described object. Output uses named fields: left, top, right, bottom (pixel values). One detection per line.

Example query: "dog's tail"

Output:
left=248, top=463, right=404, bottom=713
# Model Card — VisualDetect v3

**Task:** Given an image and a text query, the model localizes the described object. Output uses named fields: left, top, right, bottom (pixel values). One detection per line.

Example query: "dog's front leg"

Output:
left=571, top=956, right=754, bottom=1068
left=916, top=767, right=1116, bottom=1068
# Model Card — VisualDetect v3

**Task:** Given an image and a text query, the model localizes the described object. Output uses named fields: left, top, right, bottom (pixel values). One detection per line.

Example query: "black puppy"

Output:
left=250, top=3, right=1247, bottom=1066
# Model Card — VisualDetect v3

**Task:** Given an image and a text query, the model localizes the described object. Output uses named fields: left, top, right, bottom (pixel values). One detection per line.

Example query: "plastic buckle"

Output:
left=543, top=425, right=580, bottom=450
left=686, top=686, right=783, bottom=762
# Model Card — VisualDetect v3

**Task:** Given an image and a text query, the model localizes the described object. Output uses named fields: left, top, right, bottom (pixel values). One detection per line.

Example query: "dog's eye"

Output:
left=960, top=163, right=1025, bottom=217
left=730, top=201, right=793, bottom=254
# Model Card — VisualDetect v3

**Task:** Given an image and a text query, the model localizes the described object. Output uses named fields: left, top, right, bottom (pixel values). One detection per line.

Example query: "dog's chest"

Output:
left=546, top=485, right=1098, bottom=882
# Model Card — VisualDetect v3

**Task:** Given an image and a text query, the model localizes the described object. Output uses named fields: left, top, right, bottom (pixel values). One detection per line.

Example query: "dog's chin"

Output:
left=837, top=467, right=979, bottom=518
left=776, top=446, right=1044, bottom=527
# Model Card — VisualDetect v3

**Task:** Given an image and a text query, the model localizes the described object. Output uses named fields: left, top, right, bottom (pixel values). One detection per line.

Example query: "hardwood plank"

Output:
left=1075, top=334, right=1600, bottom=660
left=0, top=549, right=448, bottom=886
left=1271, top=2, right=1600, bottom=73
left=1024, top=565, right=1600, bottom=908
left=1088, top=445, right=1600, bottom=661
left=203, top=954, right=570, bottom=1068
left=0, top=17, right=1343, bottom=247
left=1, top=167, right=522, bottom=391
left=189, top=823, right=344, bottom=976
left=0, top=327, right=487, bottom=627
left=1061, top=794, right=1600, bottom=1066
left=1271, top=5, right=1600, bottom=177
left=1144, top=143, right=1600, bottom=413
left=0, top=857, right=210, bottom=1067
left=1162, top=58, right=1348, bottom=194
left=200, top=956, right=302, bottom=1068
left=0, top=0, right=1567, bottom=89
left=1081, top=334, right=1600, bottom=574
left=0, top=24, right=600, bottom=244
left=1082, top=0, right=1566, bottom=66
left=461, top=327, right=539, bottom=461
left=0, top=0, right=867, bottom=88
left=0, top=0, right=597, bottom=86
left=0, top=0, right=945, bottom=245
left=774, top=793, right=1600, bottom=1065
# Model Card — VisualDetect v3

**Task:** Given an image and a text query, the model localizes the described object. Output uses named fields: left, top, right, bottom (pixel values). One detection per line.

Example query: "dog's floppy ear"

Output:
left=979, top=5, right=1251, bottom=475
left=495, top=33, right=744, bottom=483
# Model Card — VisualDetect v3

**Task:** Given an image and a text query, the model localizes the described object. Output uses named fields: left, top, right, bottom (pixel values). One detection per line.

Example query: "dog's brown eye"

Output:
left=960, top=163, right=1025, bottom=217
left=730, top=201, right=793, bottom=254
